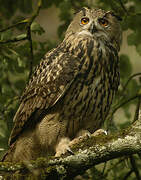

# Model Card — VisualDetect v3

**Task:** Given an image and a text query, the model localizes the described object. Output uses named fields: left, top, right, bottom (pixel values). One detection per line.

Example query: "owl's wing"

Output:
left=9, top=46, right=84, bottom=145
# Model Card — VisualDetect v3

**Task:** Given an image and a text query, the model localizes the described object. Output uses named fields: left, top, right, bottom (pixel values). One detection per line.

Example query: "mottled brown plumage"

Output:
left=3, top=7, right=121, bottom=162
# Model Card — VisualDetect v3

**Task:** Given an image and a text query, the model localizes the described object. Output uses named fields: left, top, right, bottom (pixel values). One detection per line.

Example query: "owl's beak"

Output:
left=89, top=23, right=97, bottom=34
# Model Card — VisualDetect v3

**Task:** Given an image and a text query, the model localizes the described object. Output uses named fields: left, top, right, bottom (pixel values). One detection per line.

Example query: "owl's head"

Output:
left=65, top=7, right=122, bottom=51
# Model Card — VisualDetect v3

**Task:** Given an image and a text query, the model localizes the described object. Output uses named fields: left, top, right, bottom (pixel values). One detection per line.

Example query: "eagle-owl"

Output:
left=3, top=7, right=122, bottom=162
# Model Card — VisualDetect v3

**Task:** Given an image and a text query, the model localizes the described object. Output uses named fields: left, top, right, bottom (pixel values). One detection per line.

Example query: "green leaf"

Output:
left=127, top=33, right=137, bottom=46
left=16, top=34, right=27, bottom=40
left=127, top=79, right=139, bottom=97
left=136, top=43, right=141, bottom=56
left=119, top=54, right=132, bottom=79
left=14, top=80, right=25, bottom=90
left=0, top=30, right=13, bottom=40
left=31, top=22, right=45, bottom=35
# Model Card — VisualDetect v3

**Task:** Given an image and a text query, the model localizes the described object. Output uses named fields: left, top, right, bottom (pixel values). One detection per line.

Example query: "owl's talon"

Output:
left=104, top=130, right=108, bottom=135
left=85, top=132, right=91, bottom=138
left=76, top=130, right=91, bottom=138
left=92, top=129, right=108, bottom=136
left=67, top=147, right=74, bottom=155
left=78, top=133, right=91, bottom=140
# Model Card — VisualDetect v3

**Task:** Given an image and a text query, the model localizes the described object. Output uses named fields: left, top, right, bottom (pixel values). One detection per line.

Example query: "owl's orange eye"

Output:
left=81, top=17, right=89, bottom=25
left=98, top=18, right=109, bottom=27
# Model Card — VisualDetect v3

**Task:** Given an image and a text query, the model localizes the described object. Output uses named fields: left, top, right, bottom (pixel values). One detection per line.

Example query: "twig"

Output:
left=0, top=34, right=27, bottom=44
left=137, top=97, right=141, bottom=159
left=133, top=96, right=141, bottom=122
left=109, top=94, right=141, bottom=121
left=0, top=19, right=29, bottom=33
left=129, top=155, right=140, bottom=180
left=118, top=0, right=129, bottom=15
left=27, top=26, right=34, bottom=79
left=102, top=162, right=107, bottom=175
left=90, top=167, right=107, bottom=180
left=105, top=158, right=125, bottom=177
left=122, top=73, right=141, bottom=95
left=123, top=170, right=133, bottom=180
left=26, top=0, right=42, bottom=79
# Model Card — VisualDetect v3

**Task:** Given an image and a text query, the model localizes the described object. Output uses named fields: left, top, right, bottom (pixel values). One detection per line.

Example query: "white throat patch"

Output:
left=77, top=30, right=93, bottom=37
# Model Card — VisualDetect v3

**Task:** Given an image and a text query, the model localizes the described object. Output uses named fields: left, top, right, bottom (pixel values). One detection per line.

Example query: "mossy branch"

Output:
left=0, top=100, right=141, bottom=179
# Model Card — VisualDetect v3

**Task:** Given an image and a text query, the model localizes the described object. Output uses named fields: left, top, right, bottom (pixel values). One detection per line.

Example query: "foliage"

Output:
left=0, top=0, right=141, bottom=179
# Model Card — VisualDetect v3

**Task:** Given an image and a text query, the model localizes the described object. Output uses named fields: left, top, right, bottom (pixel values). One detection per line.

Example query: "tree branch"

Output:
left=0, top=34, right=27, bottom=44
left=123, top=170, right=133, bottom=180
left=0, top=97, right=141, bottom=179
left=26, top=0, right=42, bottom=79
left=107, top=94, right=141, bottom=123
left=129, top=155, right=140, bottom=180
left=1, top=107, right=141, bottom=179
left=0, top=19, right=28, bottom=33
left=122, top=73, right=141, bottom=95
left=117, top=0, right=129, bottom=15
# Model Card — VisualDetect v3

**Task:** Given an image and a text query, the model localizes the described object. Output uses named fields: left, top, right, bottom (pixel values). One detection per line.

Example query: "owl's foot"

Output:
left=92, top=129, right=107, bottom=136
left=76, top=129, right=91, bottom=138
left=55, top=137, right=74, bottom=157
left=55, top=129, right=107, bottom=157
left=55, top=131, right=91, bottom=157
left=69, top=130, right=91, bottom=147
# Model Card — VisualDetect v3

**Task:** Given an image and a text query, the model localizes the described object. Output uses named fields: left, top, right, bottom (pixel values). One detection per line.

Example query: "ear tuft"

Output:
left=74, top=7, right=90, bottom=16
left=106, top=11, right=122, bottom=21
left=110, top=12, right=122, bottom=21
